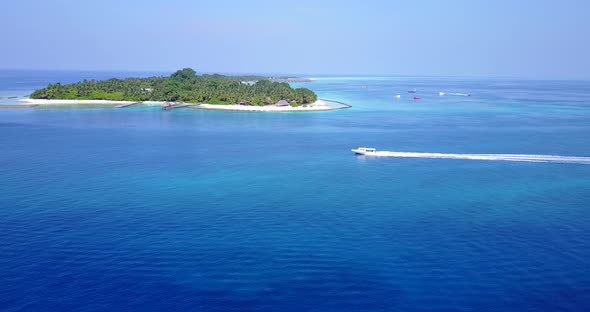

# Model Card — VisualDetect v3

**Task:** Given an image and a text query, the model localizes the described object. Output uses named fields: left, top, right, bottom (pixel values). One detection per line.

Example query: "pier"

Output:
left=319, top=99, right=352, bottom=110
left=161, top=103, right=197, bottom=110
left=115, top=101, right=142, bottom=108
left=0, top=104, right=39, bottom=109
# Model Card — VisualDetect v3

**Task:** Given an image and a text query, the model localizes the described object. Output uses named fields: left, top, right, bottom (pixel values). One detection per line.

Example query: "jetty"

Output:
left=319, top=98, right=352, bottom=110
left=115, top=101, right=142, bottom=108
left=161, top=103, right=196, bottom=110
left=0, top=104, right=39, bottom=109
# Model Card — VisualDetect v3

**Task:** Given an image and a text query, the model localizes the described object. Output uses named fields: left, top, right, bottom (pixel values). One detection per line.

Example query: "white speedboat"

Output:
left=352, top=147, right=377, bottom=155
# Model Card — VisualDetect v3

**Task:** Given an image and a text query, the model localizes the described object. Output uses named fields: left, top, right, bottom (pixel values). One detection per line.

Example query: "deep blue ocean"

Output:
left=1, top=70, right=590, bottom=311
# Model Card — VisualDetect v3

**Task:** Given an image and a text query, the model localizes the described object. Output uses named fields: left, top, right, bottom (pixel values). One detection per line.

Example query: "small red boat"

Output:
left=413, top=97, right=421, bottom=100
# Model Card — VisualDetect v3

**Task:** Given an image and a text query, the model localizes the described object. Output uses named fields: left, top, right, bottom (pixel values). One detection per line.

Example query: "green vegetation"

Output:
left=30, top=68, right=318, bottom=105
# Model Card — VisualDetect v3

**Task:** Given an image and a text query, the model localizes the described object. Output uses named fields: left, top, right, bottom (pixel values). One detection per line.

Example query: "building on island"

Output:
left=274, top=100, right=290, bottom=107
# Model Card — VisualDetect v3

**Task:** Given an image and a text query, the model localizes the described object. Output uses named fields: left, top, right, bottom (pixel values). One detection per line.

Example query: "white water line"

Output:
left=359, top=151, right=590, bottom=164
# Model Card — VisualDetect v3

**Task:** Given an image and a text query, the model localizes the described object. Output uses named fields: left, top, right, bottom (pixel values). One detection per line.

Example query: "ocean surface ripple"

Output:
left=1, top=72, right=590, bottom=311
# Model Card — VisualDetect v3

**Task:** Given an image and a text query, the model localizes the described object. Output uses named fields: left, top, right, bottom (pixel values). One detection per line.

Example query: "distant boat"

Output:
left=439, top=92, right=445, bottom=96
left=408, top=89, right=417, bottom=93
left=351, top=147, right=376, bottom=155
left=413, top=97, right=421, bottom=100
left=394, top=94, right=401, bottom=99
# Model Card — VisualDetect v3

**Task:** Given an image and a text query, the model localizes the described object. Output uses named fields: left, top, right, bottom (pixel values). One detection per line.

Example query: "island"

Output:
left=23, top=68, right=341, bottom=111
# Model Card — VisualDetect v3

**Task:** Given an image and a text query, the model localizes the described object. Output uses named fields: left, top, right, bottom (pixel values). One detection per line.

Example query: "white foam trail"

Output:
left=363, top=151, right=590, bottom=165
left=440, top=92, right=470, bottom=96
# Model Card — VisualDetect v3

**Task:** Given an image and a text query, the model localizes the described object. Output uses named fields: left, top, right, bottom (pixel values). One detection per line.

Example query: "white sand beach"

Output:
left=17, top=99, right=340, bottom=112
left=198, top=100, right=336, bottom=112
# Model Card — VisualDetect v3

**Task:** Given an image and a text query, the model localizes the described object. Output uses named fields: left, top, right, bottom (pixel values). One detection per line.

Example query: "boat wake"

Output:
left=360, top=151, right=590, bottom=165
left=439, top=92, right=470, bottom=96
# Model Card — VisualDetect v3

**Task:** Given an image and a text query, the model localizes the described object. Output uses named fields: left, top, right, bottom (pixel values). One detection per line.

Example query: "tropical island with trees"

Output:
left=29, top=68, right=321, bottom=108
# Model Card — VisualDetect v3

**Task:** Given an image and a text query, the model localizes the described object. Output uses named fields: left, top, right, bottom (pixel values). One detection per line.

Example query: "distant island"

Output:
left=30, top=68, right=317, bottom=107
left=269, top=77, right=313, bottom=83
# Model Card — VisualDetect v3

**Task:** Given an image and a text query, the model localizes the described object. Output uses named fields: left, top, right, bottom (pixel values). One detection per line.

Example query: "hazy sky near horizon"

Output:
left=1, top=0, right=589, bottom=78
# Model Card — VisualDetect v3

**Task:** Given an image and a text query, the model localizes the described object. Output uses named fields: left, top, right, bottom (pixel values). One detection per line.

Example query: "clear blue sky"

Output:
left=1, top=0, right=589, bottom=78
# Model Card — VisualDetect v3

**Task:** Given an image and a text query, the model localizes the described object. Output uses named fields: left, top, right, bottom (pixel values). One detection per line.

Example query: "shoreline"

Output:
left=14, top=98, right=346, bottom=112
left=198, top=99, right=336, bottom=112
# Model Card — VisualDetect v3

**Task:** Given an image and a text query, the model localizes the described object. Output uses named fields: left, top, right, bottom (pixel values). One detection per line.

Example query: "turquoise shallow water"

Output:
left=1, top=71, right=590, bottom=311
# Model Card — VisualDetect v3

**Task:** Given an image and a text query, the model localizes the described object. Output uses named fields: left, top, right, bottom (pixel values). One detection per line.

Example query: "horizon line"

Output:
left=0, top=68, right=589, bottom=82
